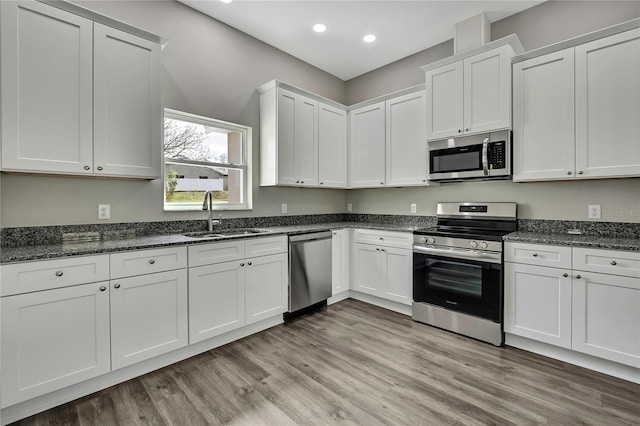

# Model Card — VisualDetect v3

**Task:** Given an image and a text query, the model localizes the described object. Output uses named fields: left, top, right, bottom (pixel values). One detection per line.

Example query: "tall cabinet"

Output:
left=0, top=0, right=162, bottom=179
left=513, top=26, right=640, bottom=181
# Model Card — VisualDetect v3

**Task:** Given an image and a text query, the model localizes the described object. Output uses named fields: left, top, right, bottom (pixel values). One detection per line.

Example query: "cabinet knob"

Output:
left=379, top=237, right=384, bottom=241
left=562, top=273, right=569, bottom=278
left=333, top=232, right=337, bottom=235
left=465, top=128, right=469, bottom=132
left=380, top=182, right=384, bottom=185
left=148, top=259, right=156, bottom=265
left=97, top=166, right=103, bottom=171
left=320, top=182, right=324, bottom=185
left=610, top=260, right=617, bottom=265
left=99, top=286, right=107, bottom=292
left=301, top=181, right=304, bottom=184
left=567, top=171, right=572, bottom=175
left=575, top=274, right=582, bottom=279
left=240, top=263, right=245, bottom=267
left=381, top=249, right=386, bottom=252
left=248, top=261, right=252, bottom=266
left=55, top=270, right=64, bottom=277
left=84, top=165, right=91, bottom=171
left=296, top=180, right=300, bottom=183
left=458, top=129, right=462, bottom=133
left=578, top=171, right=584, bottom=175
left=114, top=283, right=121, bottom=289
left=532, top=253, right=538, bottom=257
left=376, top=248, right=380, bottom=251
left=422, top=179, right=427, bottom=182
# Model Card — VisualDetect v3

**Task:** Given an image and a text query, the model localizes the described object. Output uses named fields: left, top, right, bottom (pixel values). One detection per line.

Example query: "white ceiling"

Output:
left=178, top=0, right=543, bottom=80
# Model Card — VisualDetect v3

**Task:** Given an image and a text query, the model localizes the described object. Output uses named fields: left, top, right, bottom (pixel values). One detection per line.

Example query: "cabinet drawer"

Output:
left=573, top=248, right=640, bottom=278
left=110, top=247, right=187, bottom=279
left=504, top=242, right=571, bottom=268
left=188, top=240, right=245, bottom=267
left=245, top=235, right=288, bottom=258
left=1, top=255, right=110, bottom=297
left=353, top=229, right=412, bottom=249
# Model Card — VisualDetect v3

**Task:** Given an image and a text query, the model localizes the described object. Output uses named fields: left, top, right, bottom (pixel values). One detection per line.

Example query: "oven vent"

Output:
left=454, top=13, right=491, bottom=54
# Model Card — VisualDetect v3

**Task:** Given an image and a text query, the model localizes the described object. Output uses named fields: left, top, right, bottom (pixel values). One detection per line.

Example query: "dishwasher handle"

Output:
left=289, top=231, right=332, bottom=243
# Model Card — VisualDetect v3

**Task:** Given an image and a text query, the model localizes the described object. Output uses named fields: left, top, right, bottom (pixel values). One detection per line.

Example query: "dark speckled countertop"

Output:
left=503, top=232, right=640, bottom=252
left=0, top=222, right=419, bottom=264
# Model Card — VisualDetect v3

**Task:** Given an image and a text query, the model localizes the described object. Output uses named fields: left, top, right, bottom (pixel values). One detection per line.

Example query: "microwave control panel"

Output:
left=488, top=141, right=506, bottom=170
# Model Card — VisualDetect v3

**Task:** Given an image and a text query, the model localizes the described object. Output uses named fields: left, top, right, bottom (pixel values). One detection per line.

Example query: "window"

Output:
left=164, top=109, right=252, bottom=211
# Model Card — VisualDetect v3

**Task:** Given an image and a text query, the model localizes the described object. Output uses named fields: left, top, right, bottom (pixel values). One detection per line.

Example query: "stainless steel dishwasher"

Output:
left=288, top=231, right=332, bottom=314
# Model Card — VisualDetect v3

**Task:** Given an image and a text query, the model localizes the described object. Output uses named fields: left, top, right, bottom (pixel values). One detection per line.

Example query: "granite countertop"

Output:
left=503, top=231, right=640, bottom=252
left=0, top=222, right=418, bottom=264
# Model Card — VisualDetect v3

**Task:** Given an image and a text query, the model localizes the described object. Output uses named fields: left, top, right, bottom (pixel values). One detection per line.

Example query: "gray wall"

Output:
left=344, top=0, right=640, bottom=223
left=0, top=0, right=347, bottom=227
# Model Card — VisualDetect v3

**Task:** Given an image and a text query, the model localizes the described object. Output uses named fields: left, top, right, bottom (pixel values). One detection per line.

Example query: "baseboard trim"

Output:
left=348, top=291, right=412, bottom=316
left=0, top=316, right=283, bottom=425
left=505, top=334, right=640, bottom=384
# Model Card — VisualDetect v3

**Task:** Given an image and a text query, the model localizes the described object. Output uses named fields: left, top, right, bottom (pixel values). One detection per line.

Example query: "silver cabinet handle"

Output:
left=610, top=260, right=617, bottom=265
left=148, top=259, right=156, bottom=265
left=55, top=271, right=64, bottom=277
left=567, top=171, right=572, bottom=175
left=97, top=166, right=103, bottom=171
left=114, top=283, right=121, bottom=289
left=99, top=286, right=107, bottom=292
left=575, top=274, right=581, bottom=279
left=562, top=273, right=569, bottom=278
left=84, top=165, right=91, bottom=170
left=532, top=253, right=538, bottom=257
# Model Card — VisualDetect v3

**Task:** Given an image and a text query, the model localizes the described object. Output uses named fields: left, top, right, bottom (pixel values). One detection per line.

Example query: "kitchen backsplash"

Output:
left=1, top=214, right=638, bottom=247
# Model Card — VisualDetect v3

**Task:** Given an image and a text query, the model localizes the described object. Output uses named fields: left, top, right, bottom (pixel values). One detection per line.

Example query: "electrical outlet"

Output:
left=410, top=203, right=417, bottom=214
left=98, top=204, right=111, bottom=220
left=347, top=203, right=352, bottom=212
left=281, top=203, right=287, bottom=214
left=588, top=204, right=601, bottom=220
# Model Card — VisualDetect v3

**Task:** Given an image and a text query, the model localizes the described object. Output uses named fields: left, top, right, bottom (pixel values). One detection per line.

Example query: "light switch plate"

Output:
left=588, top=204, right=601, bottom=219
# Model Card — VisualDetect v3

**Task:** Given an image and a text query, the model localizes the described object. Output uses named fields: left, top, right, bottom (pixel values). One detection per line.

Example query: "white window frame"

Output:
left=163, top=108, right=252, bottom=211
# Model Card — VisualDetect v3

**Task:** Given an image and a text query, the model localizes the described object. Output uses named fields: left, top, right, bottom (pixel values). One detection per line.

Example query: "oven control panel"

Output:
left=413, top=235, right=502, bottom=252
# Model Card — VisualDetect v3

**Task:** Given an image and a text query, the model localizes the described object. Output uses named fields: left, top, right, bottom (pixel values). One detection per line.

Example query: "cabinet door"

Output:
left=296, top=94, right=319, bottom=187
left=425, top=61, right=463, bottom=140
left=572, top=271, right=640, bottom=368
left=318, top=103, right=347, bottom=188
left=1, top=282, right=110, bottom=407
left=385, top=91, right=428, bottom=186
left=349, top=102, right=386, bottom=188
left=575, top=28, right=640, bottom=178
left=275, top=88, right=298, bottom=185
left=504, top=263, right=572, bottom=348
left=331, top=230, right=350, bottom=296
left=245, top=253, right=288, bottom=325
left=463, top=44, right=512, bottom=135
left=382, top=247, right=412, bottom=305
left=352, top=243, right=385, bottom=296
left=93, top=23, right=161, bottom=179
left=513, top=49, right=575, bottom=181
left=189, top=261, right=245, bottom=344
left=0, top=1, right=93, bottom=174
left=110, top=269, right=188, bottom=370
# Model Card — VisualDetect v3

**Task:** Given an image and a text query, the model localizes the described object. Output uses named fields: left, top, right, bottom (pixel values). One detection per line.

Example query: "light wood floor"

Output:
left=12, top=299, right=640, bottom=425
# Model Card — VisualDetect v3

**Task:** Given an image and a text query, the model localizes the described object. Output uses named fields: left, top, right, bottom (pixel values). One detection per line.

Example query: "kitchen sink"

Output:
left=183, top=228, right=271, bottom=239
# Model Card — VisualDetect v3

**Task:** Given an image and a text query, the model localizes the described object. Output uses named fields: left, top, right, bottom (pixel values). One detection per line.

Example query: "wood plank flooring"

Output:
left=11, top=299, right=640, bottom=425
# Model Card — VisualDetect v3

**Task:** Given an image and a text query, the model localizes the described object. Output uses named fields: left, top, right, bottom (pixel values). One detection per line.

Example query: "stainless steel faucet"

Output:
left=202, top=191, right=222, bottom=232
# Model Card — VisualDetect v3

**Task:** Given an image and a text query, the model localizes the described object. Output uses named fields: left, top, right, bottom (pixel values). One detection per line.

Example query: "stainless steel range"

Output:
left=412, top=202, right=517, bottom=346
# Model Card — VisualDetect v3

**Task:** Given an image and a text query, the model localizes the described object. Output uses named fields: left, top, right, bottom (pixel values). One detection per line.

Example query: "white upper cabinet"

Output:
left=0, top=1, right=162, bottom=179
left=93, top=24, right=161, bottom=178
left=513, top=27, right=640, bottom=181
left=349, top=101, right=386, bottom=188
left=318, top=103, right=348, bottom=188
left=424, top=42, right=515, bottom=141
left=0, top=1, right=93, bottom=174
left=385, top=90, right=428, bottom=186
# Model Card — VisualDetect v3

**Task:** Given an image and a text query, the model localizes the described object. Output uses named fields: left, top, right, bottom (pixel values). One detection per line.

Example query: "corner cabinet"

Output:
left=423, top=39, right=520, bottom=141
left=349, top=102, right=387, bottom=188
left=0, top=0, right=162, bottom=179
left=513, top=27, right=640, bottom=181
left=258, top=81, right=347, bottom=188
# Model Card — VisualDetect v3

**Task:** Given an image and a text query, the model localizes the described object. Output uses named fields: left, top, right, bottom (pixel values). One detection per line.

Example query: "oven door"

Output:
left=413, top=248, right=502, bottom=322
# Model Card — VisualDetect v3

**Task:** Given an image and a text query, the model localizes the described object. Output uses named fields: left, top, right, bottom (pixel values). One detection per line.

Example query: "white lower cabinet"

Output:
left=245, top=253, right=289, bottom=325
left=110, top=269, right=188, bottom=370
left=504, top=262, right=572, bottom=348
left=352, top=229, right=412, bottom=305
left=331, top=229, right=350, bottom=296
left=505, top=242, right=640, bottom=369
left=1, top=282, right=111, bottom=407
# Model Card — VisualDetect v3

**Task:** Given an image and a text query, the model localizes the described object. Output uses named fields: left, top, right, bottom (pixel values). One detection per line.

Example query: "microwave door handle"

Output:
left=482, top=138, right=489, bottom=176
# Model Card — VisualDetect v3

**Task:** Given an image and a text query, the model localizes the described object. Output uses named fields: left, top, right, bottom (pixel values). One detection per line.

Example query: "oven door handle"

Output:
left=413, top=245, right=502, bottom=264
left=482, top=137, right=489, bottom=176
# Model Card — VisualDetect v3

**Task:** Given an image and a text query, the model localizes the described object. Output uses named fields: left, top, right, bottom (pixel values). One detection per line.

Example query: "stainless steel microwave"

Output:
left=427, top=130, right=511, bottom=181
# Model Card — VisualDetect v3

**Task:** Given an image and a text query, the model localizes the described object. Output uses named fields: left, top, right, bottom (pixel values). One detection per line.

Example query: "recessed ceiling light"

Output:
left=313, top=24, right=326, bottom=33
left=363, top=34, right=376, bottom=43
left=220, top=0, right=232, bottom=3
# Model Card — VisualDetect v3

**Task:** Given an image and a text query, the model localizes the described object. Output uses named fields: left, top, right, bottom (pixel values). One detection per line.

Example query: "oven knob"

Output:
left=427, top=237, right=435, bottom=244
left=417, top=236, right=426, bottom=243
left=470, top=241, right=478, bottom=248
left=480, top=242, right=488, bottom=249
